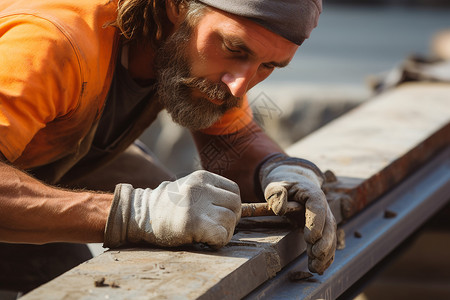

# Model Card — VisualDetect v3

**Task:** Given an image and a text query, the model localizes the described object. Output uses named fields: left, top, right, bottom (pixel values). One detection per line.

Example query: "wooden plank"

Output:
left=21, top=82, right=450, bottom=299
left=288, top=82, right=450, bottom=217
left=21, top=228, right=306, bottom=300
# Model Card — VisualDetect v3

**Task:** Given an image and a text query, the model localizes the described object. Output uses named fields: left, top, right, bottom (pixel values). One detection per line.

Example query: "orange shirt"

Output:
left=0, top=0, right=118, bottom=169
left=0, top=0, right=252, bottom=170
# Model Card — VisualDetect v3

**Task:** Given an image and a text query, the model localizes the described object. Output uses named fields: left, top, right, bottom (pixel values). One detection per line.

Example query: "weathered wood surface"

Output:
left=22, top=82, right=450, bottom=299
left=22, top=228, right=307, bottom=300
left=288, top=82, right=450, bottom=217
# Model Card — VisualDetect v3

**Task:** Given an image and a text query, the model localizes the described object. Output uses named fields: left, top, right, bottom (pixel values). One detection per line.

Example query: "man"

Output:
left=0, top=0, right=336, bottom=293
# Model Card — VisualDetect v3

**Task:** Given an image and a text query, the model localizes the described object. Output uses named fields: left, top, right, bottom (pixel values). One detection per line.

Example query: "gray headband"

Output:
left=198, top=0, right=322, bottom=45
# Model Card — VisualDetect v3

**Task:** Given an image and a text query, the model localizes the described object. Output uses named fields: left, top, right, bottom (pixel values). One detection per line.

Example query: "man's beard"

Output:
left=154, top=22, right=241, bottom=131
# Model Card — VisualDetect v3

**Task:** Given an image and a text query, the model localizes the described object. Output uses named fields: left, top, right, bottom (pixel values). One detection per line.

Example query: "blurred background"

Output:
left=141, top=2, right=450, bottom=299
left=260, top=0, right=450, bottom=86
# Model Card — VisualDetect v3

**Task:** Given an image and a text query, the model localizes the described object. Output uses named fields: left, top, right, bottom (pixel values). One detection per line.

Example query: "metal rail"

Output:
left=245, top=146, right=450, bottom=300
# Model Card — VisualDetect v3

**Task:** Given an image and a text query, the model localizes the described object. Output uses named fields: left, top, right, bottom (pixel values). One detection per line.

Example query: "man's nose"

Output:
left=221, top=65, right=256, bottom=98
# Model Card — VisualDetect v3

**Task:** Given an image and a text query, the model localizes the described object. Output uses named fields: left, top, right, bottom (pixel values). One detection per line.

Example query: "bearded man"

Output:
left=0, top=0, right=336, bottom=294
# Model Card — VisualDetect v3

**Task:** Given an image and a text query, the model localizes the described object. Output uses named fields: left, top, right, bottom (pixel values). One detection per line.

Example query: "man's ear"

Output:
left=166, top=0, right=185, bottom=26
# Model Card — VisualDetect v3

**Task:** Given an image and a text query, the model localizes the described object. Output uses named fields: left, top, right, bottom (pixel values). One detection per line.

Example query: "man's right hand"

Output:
left=260, top=156, right=337, bottom=274
left=104, top=170, right=241, bottom=249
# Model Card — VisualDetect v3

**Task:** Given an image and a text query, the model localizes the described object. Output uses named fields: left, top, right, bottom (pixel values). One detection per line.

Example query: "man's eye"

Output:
left=224, top=44, right=241, bottom=54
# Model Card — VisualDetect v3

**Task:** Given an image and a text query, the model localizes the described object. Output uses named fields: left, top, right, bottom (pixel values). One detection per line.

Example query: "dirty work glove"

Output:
left=104, top=170, right=241, bottom=249
left=260, top=154, right=337, bottom=274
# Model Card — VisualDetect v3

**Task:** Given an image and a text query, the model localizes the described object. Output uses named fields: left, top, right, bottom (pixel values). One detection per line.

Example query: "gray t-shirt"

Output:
left=78, top=46, right=156, bottom=165
left=93, top=48, right=156, bottom=149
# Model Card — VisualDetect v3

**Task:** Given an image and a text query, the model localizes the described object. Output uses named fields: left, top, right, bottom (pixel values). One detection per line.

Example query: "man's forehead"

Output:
left=198, top=0, right=322, bottom=46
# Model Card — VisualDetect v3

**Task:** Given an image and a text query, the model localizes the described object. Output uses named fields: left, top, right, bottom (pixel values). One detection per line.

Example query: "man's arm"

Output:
left=192, top=120, right=284, bottom=202
left=0, top=153, right=112, bottom=244
left=0, top=153, right=241, bottom=249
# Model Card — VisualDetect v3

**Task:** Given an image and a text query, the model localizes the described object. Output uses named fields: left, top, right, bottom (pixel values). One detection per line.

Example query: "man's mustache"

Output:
left=181, top=77, right=237, bottom=103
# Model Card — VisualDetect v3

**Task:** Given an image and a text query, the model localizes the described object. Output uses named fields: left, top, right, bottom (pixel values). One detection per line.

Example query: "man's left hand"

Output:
left=260, top=156, right=337, bottom=274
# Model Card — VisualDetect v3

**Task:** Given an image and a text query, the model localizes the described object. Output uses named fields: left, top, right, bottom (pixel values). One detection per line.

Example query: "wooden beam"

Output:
left=21, top=82, right=450, bottom=299
left=288, top=82, right=450, bottom=218
left=21, top=229, right=306, bottom=300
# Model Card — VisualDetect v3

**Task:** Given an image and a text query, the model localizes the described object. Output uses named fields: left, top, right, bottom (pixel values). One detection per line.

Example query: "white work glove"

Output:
left=104, top=170, right=241, bottom=249
left=260, top=154, right=337, bottom=274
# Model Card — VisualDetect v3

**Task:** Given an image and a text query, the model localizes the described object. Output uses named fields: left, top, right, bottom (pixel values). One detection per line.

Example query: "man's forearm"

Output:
left=193, top=121, right=285, bottom=202
left=0, top=160, right=113, bottom=244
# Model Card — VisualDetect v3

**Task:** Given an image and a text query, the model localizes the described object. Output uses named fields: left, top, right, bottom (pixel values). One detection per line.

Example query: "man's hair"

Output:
left=114, top=0, right=208, bottom=49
